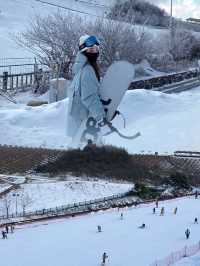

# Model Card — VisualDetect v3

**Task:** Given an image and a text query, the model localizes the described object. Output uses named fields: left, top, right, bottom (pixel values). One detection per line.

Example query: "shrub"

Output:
left=170, top=172, right=191, bottom=190
left=108, top=0, right=169, bottom=27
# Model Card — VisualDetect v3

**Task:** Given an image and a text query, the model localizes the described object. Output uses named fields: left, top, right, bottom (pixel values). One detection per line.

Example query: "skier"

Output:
left=120, top=213, right=123, bottom=220
left=102, top=252, right=108, bottom=265
left=5, top=225, right=9, bottom=234
left=185, top=228, right=190, bottom=239
left=10, top=224, right=14, bottom=233
left=66, top=35, right=107, bottom=146
left=160, top=207, right=165, bottom=216
left=153, top=207, right=156, bottom=214
left=155, top=199, right=159, bottom=208
left=2, top=231, right=7, bottom=239
left=195, top=190, right=198, bottom=199
left=139, top=223, right=146, bottom=229
left=97, top=225, right=102, bottom=233
left=194, top=217, right=198, bottom=224
left=174, top=207, right=178, bottom=215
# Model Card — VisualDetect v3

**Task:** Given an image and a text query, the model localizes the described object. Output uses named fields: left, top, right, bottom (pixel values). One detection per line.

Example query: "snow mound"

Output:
left=0, top=88, right=200, bottom=153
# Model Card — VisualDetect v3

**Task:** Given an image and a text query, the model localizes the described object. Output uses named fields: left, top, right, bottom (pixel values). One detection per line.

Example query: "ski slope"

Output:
left=0, top=87, right=200, bottom=154
left=0, top=196, right=199, bottom=266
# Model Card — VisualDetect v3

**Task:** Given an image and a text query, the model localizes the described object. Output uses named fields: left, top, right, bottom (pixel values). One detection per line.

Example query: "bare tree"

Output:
left=91, top=18, right=151, bottom=69
left=16, top=11, right=151, bottom=76
left=20, top=192, right=32, bottom=216
left=16, top=12, right=86, bottom=79
left=108, top=0, right=169, bottom=27
left=170, top=28, right=198, bottom=61
left=2, top=196, right=12, bottom=218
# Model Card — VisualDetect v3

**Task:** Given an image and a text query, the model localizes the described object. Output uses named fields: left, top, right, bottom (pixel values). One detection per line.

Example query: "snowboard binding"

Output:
left=81, top=116, right=141, bottom=142
left=80, top=117, right=100, bottom=143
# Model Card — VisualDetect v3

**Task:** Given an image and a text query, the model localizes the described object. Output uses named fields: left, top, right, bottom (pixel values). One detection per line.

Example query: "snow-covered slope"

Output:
left=0, top=196, right=199, bottom=266
left=0, top=88, right=199, bottom=154
left=0, top=0, right=114, bottom=57
left=0, top=0, right=168, bottom=58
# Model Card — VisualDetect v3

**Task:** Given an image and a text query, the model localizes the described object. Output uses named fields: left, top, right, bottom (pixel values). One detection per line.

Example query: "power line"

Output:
left=35, top=0, right=106, bottom=18
left=75, top=0, right=110, bottom=9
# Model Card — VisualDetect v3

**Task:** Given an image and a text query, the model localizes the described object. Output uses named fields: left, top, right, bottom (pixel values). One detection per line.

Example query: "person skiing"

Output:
left=2, top=231, right=7, bottom=239
left=185, top=228, right=190, bottom=239
left=102, top=252, right=108, bottom=265
left=194, top=217, right=198, bottom=224
left=174, top=207, right=178, bottom=215
left=120, top=213, right=123, bottom=220
left=97, top=225, right=102, bottom=233
left=155, top=199, right=159, bottom=208
left=160, top=207, right=165, bottom=216
left=153, top=207, right=156, bottom=214
left=5, top=225, right=9, bottom=234
left=66, top=34, right=106, bottom=146
left=195, top=190, right=198, bottom=199
left=10, top=224, right=14, bottom=233
left=139, top=223, right=146, bottom=229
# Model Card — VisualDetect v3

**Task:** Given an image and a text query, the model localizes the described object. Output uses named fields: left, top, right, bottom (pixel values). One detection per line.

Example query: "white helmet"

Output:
left=79, top=35, right=100, bottom=52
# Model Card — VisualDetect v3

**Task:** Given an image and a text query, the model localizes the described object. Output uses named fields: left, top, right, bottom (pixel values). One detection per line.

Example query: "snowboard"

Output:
left=100, top=60, right=135, bottom=122
left=78, top=61, right=141, bottom=145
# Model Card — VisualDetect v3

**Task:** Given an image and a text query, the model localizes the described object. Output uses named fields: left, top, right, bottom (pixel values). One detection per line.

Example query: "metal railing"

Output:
left=0, top=190, right=133, bottom=221
left=129, top=68, right=199, bottom=92
left=0, top=70, right=50, bottom=91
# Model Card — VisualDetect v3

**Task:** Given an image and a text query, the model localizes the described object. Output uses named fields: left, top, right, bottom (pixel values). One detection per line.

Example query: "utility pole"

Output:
left=169, top=0, right=175, bottom=50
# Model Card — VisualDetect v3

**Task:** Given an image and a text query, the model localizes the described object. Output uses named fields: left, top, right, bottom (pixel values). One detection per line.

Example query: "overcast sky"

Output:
left=148, top=0, right=200, bottom=19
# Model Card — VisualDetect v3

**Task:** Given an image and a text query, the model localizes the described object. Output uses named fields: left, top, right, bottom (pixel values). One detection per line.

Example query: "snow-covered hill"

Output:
left=0, top=87, right=199, bottom=154
left=0, top=196, right=199, bottom=266
left=0, top=0, right=115, bottom=57
left=0, top=0, right=168, bottom=58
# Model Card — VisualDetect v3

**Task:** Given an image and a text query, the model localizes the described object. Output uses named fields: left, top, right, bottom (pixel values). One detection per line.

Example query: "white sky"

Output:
left=148, top=0, right=200, bottom=19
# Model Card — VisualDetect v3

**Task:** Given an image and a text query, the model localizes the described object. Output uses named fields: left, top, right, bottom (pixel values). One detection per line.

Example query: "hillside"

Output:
left=0, top=0, right=114, bottom=57
left=0, top=196, right=200, bottom=266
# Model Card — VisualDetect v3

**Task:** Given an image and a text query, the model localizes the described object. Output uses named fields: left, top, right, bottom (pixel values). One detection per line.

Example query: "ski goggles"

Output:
left=79, top=36, right=100, bottom=51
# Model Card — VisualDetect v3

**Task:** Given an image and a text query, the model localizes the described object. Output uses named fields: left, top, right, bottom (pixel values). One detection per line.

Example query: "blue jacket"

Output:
left=67, top=52, right=105, bottom=137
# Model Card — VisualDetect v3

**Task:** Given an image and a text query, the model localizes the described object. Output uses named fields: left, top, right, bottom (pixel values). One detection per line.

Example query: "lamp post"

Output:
left=12, top=193, right=20, bottom=216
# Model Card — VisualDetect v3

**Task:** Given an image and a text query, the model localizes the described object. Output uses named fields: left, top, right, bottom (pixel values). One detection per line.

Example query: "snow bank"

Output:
left=1, top=88, right=200, bottom=153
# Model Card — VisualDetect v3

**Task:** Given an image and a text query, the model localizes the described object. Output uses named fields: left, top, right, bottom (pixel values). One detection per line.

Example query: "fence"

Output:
left=0, top=58, right=48, bottom=75
left=0, top=70, right=50, bottom=92
left=0, top=57, right=50, bottom=91
left=129, top=68, right=199, bottom=91
left=150, top=241, right=200, bottom=266
left=0, top=190, right=133, bottom=221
